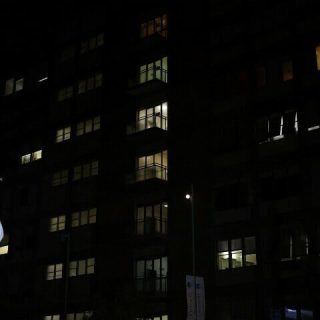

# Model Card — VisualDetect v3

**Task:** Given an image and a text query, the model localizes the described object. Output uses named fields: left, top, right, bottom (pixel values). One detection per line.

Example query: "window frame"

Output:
left=217, top=236, right=257, bottom=271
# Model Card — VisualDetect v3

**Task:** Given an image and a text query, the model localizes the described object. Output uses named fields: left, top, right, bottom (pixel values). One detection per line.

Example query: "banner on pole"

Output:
left=186, top=275, right=205, bottom=320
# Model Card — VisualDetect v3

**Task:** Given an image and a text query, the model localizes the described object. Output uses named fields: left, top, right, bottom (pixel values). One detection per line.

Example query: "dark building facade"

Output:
left=1, top=1, right=320, bottom=319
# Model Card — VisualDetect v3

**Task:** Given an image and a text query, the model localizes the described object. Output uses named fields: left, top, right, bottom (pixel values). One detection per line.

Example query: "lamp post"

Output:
left=186, top=184, right=197, bottom=320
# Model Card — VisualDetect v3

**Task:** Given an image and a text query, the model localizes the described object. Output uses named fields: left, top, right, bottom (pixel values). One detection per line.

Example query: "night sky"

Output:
left=0, top=3, right=83, bottom=71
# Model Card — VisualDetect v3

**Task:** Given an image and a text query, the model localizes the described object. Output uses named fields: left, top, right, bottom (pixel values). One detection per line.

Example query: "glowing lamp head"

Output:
left=0, top=221, right=3, bottom=242
left=185, top=194, right=191, bottom=200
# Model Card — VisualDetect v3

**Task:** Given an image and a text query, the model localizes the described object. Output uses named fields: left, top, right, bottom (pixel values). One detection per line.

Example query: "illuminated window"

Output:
left=81, top=33, right=104, bottom=54
left=66, top=311, right=93, bottom=320
left=56, top=127, right=71, bottom=143
left=135, top=256, right=167, bottom=293
left=0, top=234, right=9, bottom=255
left=52, top=170, right=69, bottom=186
left=282, top=60, right=294, bottom=81
left=256, top=110, right=298, bottom=143
left=137, top=316, right=168, bottom=320
left=46, top=263, right=63, bottom=280
left=4, top=77, right=24, bottom=95
left=57, top=86, right=73, bottom=101
left=44, top=315, right=60, bottom=320
left=136, top=150, right=168, bottom=181
left=139, top=57, right=168, bottom=84
left=281, top=230, right=309, bottom=261
left=136, top=102, right=168, bottom=133
left=15, top=78, right=24, bottom=91
left=71, top=208, right=97, bottom=227
left=21, top=150, right=42, bottom=164
left=136, top=202, right=167, bottom=235
left=49, top=216, right=66, bottom=232
left=69, top=258, right=95, bottom=277
left=140, top=14, right=168, bottom=38
left=76, top=116, right=101, bottom=136
left=217, top=236, right=257, bottom=270
left=77, top=73, right=103, bottom=94
left=5, top=79, right=14, bottom=95
left=73, top=161, right=99, bottom=181
left=21, top=154, right=31, bottom=164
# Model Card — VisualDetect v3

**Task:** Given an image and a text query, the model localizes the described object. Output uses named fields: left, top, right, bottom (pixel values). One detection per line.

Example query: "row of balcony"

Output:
left=127, top=114, right=168, bottom=135
left=127, top=164, right=168, bottom=184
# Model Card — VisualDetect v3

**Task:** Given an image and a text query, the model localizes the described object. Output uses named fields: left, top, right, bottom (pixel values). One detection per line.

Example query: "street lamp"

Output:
left=185, top=185, right=205, bottom=320
left=186, top=185, right=197, bottom=320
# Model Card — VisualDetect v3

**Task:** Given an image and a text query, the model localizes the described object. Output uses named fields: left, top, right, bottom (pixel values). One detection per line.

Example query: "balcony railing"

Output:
left=129, top=66, right=168, bottom=87
left=127, top=164, right=168, bottom=184
left=136, top=277, right=167, bottom=294
left=136, top=218, right=167, bottom=235
left=127, top=114, right=168, bottom=135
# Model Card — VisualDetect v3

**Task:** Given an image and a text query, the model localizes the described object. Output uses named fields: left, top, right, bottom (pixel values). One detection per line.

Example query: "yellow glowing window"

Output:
left=316, top=45, right=320, bottom=70
left=282, top=60, right=294, bottom=81
left=46, top=263, right=63, bottom=280
left=0, top=245, right=8, bottom=255
left=49, top=216, right=66, bottom=232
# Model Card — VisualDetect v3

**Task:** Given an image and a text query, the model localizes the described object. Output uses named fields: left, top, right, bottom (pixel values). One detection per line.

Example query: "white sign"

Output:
left=186, top=275, right=205, bottom=320
left=0, top=221, right=3, bottom=242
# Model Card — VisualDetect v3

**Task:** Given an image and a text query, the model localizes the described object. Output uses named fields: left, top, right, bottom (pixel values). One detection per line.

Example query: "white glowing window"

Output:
left=5, top=78, right=14, bottom=95
left=285, top=308, right=297, bottom=319
left=32, top=150, right=42, bottom=161
left=44, top=315, right=60, bottom=320
left=136, top=151, right=168, bottom=181
left=66, top=311, right=93, bottom=320
left=0, top=234, right=9, bottom=255
left=217, top=237, right=257, bottom=270
left=135, top=102, right=168, bottom=132
left=139, top=57, right=168, bottom=84
left=21, top=150, right=42, bottom=164
left=217, top=240, right=229, bottom=270
left=15, top=78, right=24, bottom=91
left=69, top=258, right=95, bottom=277
left=46, top=263, right=63, bottom=280
left=21, top=154, right=31, bottom=164
left=49, top=216, right=66, bottom=232
left=257, top=111, right=298, bottom=144
left=56, top=127, right=71, bottom=143
left=4, top=77, right=24, bottom=95
left=52, top=170, right=69, bottom=186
